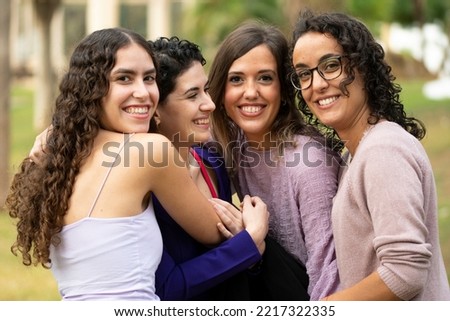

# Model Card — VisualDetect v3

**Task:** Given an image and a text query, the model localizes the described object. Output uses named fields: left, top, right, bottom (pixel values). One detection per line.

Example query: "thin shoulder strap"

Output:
left=87, top=133, right=135, bottom=217
left=190, top=148, right=218, bottom=198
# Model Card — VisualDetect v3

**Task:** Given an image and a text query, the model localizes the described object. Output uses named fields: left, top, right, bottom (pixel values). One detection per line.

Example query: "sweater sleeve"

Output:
left=354, top=135, right=432, bottom=300
left=155, top=230, right=262, bottom=300
left=296, top=144, right=341, bottom=300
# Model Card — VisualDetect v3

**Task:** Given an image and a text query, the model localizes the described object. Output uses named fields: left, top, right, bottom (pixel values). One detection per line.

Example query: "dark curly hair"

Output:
left=148, top=36, right=206, bottom=104
left=6, top=27, right=156, bottom=268
left=291, top=10, right=426, bottom=144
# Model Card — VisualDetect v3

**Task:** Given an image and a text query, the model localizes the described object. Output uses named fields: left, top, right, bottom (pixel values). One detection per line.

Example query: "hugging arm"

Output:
left=156, top=195, right=268, bottom=300
left=156, top=231, right=261, bottom=300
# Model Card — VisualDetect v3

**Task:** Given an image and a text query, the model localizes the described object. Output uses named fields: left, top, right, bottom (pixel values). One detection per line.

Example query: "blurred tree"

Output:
left=346, top=0, right=387, bottom=35
left=284, top=0, right=346, bottom=26
left=390, top=0, right=450, bottom=73
left=32, top=0, right=61, bottom=132
left=183, top=0, right=286, bottom=63
left=0, top=0, right=11, bottom=208
left=182, top=0, right=347, bottom=63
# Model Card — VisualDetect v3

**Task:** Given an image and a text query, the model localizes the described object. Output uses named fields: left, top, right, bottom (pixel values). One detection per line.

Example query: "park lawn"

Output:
left=1, top=81, right=449, bottom=300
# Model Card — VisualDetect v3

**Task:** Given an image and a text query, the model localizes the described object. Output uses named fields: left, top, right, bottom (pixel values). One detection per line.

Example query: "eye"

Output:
left=144, top=74, right=156, bottom=82
left=259, top=74, right=274, bottom=83
left=228, top=75, right=243, bottom=84
left=187, top=92, right=198, bottom=99
left=116, top=75, right=131, bottom=82
left=297, top=69, right=312, bottom=81
left=321, top=59, right=341, bottom=73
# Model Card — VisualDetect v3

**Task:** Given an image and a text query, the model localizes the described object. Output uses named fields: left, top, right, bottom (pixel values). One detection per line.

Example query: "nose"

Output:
left=310, top=69, right=328, bottom=90
left=243, top=80, right=259, bottom=99
left=133, top=80, right=149, bottom=99
left=200, top=95, right=216, bottom=112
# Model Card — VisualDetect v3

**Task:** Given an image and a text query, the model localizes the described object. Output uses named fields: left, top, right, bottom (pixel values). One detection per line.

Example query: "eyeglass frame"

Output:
left=290, top=55, right=345, bottom=91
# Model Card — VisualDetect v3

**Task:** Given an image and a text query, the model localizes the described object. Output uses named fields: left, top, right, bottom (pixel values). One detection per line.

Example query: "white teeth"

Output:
left=194, top=118, right=209, bottom=125
left=241, top=106, right=262, bottom=113
left=125, top=107, right=149, bottom=114
left=318, top=97, right=338, bottom=106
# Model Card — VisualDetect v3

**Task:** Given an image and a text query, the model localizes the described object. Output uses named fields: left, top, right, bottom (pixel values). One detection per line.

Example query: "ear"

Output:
left=153, top=109, right=161, bottom=126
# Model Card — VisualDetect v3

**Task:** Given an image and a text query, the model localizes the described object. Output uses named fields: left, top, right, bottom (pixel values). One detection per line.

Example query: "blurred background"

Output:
left=0, top=0, right=449, bottom=300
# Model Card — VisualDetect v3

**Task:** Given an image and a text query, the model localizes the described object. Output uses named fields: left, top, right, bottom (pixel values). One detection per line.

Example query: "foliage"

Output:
left=182, top=0, right=285, bottom=63
left=390, top=0, right=450, bottom=26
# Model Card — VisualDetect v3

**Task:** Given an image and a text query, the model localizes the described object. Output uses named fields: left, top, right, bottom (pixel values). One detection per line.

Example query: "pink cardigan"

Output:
left=332, top=121, right=450, bottom=300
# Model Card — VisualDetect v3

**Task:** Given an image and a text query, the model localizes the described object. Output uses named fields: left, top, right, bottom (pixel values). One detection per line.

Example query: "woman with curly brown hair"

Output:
left=291, top=10, right=449, bottom=300
left=6, top=27, right=267, bottom=300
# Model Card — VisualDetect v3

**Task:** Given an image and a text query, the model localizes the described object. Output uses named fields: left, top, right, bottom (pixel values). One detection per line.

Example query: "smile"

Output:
left=124, top=106, right=149, bottom=114
left=193, top=118, right=209, bottom=125
left=318, top=96, right=338, bottom=106
left=240, top=106, right=263, bottom=113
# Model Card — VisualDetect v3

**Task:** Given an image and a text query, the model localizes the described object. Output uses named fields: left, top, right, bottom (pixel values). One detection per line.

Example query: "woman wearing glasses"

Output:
left=209, top=21, right=341, bottom=300
left=291, top=10, right=450, bottom=300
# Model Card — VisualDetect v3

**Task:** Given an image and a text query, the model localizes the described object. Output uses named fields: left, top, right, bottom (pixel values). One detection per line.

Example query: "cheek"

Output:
left=300, top=89, right=313, bottom=104
left=223, top=85, right=239, bottom=106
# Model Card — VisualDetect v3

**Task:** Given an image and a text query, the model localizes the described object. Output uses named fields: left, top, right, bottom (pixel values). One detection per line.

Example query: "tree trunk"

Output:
left=0, top=0, right=11, bottom=208
left=32, top=0, right=61, bottom=132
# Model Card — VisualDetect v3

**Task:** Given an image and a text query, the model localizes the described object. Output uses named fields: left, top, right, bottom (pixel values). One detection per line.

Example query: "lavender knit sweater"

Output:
left=333, top=121, right=450, bottom=300
left=236, top=134, right=341, bottom=300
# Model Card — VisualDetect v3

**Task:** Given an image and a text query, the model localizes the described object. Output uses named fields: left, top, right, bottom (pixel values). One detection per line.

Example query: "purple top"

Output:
left=236, top=134, right=341, bottom=300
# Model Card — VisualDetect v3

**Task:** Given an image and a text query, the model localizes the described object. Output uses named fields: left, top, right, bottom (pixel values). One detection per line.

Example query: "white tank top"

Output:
left=50, top=134, right=163, bottom=300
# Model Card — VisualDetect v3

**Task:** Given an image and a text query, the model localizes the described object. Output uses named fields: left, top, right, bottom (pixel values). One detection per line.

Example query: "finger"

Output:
left=217, top=222, right=233, bottom=239
left=210, top=198, right=242, bottom=220
left=214, top=203, right=234, bottom=225
left=214, top=203, right=243, bottom=234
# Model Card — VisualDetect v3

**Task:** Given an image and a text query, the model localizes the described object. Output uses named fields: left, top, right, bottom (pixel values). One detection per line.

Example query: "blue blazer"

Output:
left=153, top=145, right=261, bottom=300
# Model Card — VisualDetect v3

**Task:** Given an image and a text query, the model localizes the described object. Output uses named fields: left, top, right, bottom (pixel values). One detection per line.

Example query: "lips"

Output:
left=318, top=96, right=338, bottom=106
left=240, top=106, right=263, bottom=113
left=124, top=106, right=150, bottom=114
left=193, top=118, right=210, bottom=125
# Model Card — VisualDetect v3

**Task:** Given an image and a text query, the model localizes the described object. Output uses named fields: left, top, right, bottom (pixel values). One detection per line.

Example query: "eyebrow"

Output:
left=181, top=79, right=209, bottom=96
left=111, top=67, right=156, bottom=75
left=228, top=69, right=276, bottom=75
left=183, top=87, right=200, bottom=95
left=294, top=53, right=340, bottom=69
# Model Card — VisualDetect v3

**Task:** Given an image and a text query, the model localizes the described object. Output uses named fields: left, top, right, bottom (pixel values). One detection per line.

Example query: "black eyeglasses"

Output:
left=290, top=55, right=344, bottom=90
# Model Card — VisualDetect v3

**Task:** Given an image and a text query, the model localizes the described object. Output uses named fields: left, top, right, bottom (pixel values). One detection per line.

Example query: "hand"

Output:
left=210, top=198, right=244, bottom=239
left=29, top=126, right=52, bottom=165
left=241, top=195, right=268, bottom=255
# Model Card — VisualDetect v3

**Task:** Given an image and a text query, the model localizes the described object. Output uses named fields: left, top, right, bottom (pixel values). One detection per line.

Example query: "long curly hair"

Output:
left=291, top=10, right=425, bottom=142
left=6, top=28, right=156, bottom=268
left=208, top=20, right=325, bottom=174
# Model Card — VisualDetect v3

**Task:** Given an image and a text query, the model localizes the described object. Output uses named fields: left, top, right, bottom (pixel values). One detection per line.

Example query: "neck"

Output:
left=245, top=132, right=277, bottom=150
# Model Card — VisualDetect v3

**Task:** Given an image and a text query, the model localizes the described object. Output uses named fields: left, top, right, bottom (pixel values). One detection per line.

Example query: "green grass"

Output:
left=1, top=81, right=449, bottom=300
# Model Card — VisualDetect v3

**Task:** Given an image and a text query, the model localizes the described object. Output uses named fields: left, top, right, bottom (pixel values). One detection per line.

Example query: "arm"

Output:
left=322, top=271, right=399, bottom=301
left=155, top=195, right=268, bottom=300
left=297, top=147, right=340, bottom=300
left=332, top=137, right=433, bottom=300
left=144, top=133, right=223, bottom=245
left=156, top=230, right=261, bottom=300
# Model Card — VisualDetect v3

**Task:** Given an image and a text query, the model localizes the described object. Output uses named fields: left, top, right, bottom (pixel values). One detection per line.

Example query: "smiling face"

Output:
left=292, top=31, right=370, bottom=143
left=101, top=42, right=159, bottom=134
left=223, top=44, right=281, bottom=147
left=154, top=61, right=215, bottom=148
